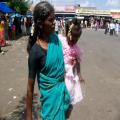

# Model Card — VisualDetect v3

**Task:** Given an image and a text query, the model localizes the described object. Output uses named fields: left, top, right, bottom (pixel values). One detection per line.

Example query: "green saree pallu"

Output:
left=37, top=33, right=70, bottom=120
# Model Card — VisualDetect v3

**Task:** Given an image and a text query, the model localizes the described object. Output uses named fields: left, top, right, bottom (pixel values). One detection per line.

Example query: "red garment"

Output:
left=0, top=39, right=6, bottom=47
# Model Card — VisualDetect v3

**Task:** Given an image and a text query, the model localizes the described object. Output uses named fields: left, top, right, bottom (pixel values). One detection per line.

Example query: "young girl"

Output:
left=59, top=18, right=84, bottom=108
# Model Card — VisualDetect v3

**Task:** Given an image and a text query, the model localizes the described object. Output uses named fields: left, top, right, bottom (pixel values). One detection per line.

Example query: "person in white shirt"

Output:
left=55, top=19, right=59, bottom=34
left=115, top=21, right=119, bottom=36
left=110, top=21, right=114, bottom=35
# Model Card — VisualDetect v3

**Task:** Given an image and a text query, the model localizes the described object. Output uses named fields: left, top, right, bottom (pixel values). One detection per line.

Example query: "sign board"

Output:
left=55, top=6, right=75, bottom=12
left=112, top=13, right=120, bottom=19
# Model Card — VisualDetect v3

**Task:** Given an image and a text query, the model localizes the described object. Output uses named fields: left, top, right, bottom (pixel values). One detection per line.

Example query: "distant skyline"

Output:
left=31, top=0, right=120, bottom=10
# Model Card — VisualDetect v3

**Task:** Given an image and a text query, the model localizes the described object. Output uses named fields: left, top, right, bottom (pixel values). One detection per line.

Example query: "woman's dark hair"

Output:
left=27, top=1, right=54, bottom=53
left=65, top=18, right=82, bottom=36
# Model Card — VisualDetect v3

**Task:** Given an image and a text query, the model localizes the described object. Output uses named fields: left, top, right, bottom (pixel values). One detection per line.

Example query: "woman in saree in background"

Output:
left=0, top=19, right=6, bottom=47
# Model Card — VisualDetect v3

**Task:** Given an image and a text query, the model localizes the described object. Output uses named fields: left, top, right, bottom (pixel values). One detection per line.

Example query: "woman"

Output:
left=0, top=19, right=5, bottom=47
left=26, top=1, right=70, bottom=120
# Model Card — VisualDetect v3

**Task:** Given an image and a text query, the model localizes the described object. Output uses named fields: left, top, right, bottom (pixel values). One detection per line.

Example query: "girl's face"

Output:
left=43, top=11, right=55, bottom=35
left=68, top=25, right=81, bottom=45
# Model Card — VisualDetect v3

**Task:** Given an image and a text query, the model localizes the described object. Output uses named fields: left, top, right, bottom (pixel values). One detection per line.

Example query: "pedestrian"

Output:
left=12, top=24, right=16, bottom=40
left=61, top=18, right=65, bottom=35
left=0, top=19, right=6, bottom=54
left=55, top=19, right=59, bottom=34
left=85, top=20, right=88, bottom=28
left=110, top=21, right=114, bottom=35
left=59, top=18, right=85, bottom=118
left=26, top=1, right=70, bottom=120
left=0, top=19, right=6, bottom=47
left=25, top=18, right=32, bottom=35
left=21, top=17, right=25, bottom=35
left=115, top=21, right=119, bottom=36
left=113, top=22, right=116, bottom=35
left=104, top=22, right=109, bottom=34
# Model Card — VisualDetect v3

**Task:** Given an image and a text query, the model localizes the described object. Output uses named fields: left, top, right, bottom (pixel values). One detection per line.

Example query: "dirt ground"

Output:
left=0, top=29, right=120, bottom=120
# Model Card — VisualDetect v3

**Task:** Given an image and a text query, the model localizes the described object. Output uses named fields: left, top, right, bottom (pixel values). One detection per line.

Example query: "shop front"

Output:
left=111, top=10, right=120, bottom=22
left=76, top=7, right=112, bottom=28
left=55, top=6, right=76, bottom=19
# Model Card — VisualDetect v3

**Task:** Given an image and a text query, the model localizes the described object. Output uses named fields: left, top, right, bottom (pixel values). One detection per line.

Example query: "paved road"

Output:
left=0, top=29, right=120, bottom=120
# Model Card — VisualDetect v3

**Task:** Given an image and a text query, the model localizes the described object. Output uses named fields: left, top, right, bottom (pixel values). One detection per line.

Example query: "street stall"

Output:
left=0, top=3, right=15, bottom=47
left=0, top=3, right=15, bottom=14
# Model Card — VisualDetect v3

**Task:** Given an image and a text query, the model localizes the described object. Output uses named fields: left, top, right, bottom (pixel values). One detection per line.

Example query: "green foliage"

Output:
left=8, top=0, right=29, bottom=15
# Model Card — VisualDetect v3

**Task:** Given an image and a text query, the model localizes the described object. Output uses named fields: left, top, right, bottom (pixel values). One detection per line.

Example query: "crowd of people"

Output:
left=0, top=14, right=32, bottom=54
left=79, top=17, right=120, bottom=33
left=104, top=21, right=120, bottom=36
left=55, top=16, right=120, bottom=35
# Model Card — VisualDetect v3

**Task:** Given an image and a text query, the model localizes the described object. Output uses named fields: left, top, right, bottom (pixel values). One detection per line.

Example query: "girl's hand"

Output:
left=79, top=76, right=85, bottom=84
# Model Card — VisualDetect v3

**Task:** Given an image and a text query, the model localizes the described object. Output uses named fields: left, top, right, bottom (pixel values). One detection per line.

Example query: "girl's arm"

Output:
left=76, top=59, right=85, bottom=83
left=26, top=79, right=35, bottom=120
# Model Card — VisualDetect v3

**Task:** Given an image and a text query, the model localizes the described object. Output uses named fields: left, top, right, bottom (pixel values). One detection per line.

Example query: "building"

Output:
left=110, top=10, right=120, bottom=21
left=55, top=6, right=76, bottom=18
left=75, top=7, right=113, bottom=27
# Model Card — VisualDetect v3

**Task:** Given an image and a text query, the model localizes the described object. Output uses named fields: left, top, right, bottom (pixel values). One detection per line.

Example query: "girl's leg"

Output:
left=0, top=46, right=1, bottom=52
left=66, top=104, right=73, bottom=119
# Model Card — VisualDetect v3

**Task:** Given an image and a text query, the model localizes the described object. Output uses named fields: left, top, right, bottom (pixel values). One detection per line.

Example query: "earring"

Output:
left=40, top=25, right=42, bottom=29
left=30, top=24, right=34, bottom=36
left=70, top=35, right=72, bottom=41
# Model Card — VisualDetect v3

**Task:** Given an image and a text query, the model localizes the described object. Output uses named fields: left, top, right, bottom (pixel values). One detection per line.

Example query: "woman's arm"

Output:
left=26, top=79, right=35, bottom=120
left=26, top=45, right=39, bottom=120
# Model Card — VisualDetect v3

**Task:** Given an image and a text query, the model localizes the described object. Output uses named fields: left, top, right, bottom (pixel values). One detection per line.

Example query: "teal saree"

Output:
left=37, top=33, right=70, bottom=120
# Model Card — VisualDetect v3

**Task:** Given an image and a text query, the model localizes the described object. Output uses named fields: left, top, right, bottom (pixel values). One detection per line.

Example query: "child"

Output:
left=59, top=18, right=85, bottom=116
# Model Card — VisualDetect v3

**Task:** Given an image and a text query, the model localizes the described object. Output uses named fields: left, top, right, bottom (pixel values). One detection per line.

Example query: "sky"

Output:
left=32, top=0, right=120, bottom=10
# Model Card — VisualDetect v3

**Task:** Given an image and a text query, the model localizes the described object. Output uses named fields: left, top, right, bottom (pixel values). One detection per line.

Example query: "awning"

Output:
left=0, top=3, right=15, bottom=13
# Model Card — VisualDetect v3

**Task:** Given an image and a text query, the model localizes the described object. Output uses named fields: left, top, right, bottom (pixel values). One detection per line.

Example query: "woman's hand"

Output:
left=26, top=79, right=35, bottom=120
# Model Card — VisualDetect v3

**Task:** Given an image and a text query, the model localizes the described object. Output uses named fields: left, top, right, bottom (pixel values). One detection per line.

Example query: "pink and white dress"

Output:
left=59, top=34, right=83, bottom=105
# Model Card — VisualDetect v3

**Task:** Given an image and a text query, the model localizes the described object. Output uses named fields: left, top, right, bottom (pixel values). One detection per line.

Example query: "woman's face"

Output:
left=43, top=11, right=55, bottom=35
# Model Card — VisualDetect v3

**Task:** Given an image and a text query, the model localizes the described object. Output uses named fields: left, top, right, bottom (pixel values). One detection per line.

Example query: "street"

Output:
left=0, top=29, right=120, bottom=120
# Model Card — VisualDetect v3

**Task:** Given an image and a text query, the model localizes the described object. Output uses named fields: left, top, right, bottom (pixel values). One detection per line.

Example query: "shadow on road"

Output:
left=0, top=93, right=40, bottom=120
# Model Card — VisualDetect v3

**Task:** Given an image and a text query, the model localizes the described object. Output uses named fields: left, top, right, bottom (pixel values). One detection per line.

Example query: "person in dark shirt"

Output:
left=26, top=1, right=70, bottom=120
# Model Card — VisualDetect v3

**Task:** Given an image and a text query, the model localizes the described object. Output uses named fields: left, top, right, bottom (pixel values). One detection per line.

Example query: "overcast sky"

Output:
left=32, top=0, right=120, bottom=9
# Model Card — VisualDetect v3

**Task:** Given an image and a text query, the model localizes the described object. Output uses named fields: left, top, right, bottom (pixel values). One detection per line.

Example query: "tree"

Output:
left=8, top=0, right=29, bottom=15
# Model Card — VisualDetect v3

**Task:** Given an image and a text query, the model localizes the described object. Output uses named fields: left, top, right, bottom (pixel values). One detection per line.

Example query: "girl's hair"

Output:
left=65, top=18, right=82, bottom=36
left=27, top=1, right=54, bottom=53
